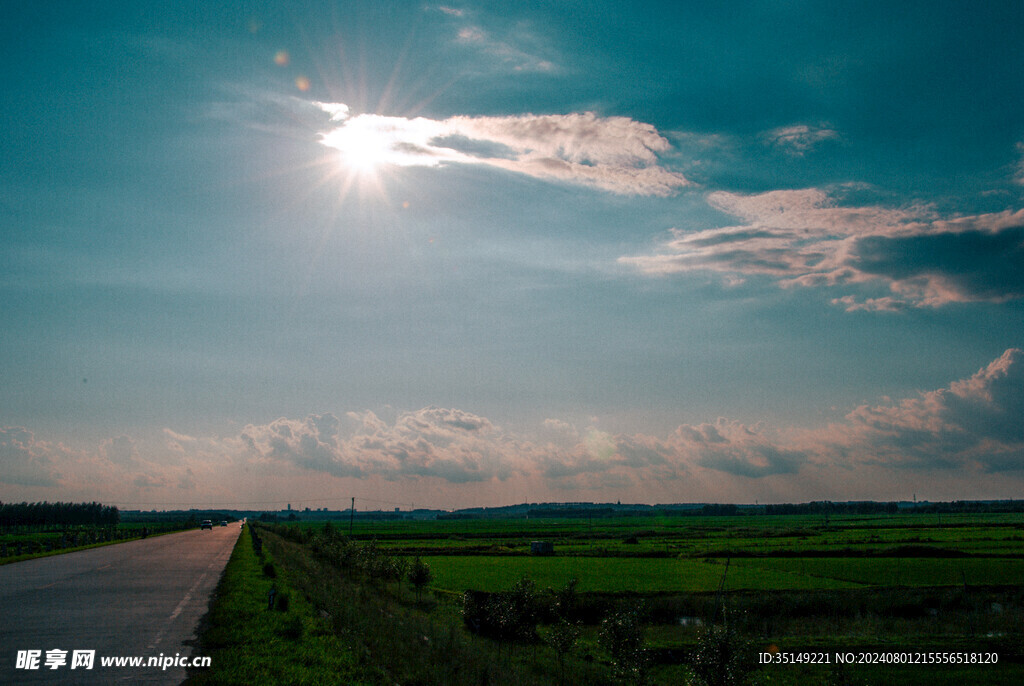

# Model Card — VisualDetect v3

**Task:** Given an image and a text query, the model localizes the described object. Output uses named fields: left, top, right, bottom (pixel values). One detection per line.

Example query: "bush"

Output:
left=553, top=578, right=579, bottom=621
left=688, top=610, right=754, bottom=686
left=462, top=576, right=540, bottom=644
left=409, top=557, right=433, bottom=602
left=549, top=618, right=581, bottom=684
left=598, top=609, right=648, bottom=684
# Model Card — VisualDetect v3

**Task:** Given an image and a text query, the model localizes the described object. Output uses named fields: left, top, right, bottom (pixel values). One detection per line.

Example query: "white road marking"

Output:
left=147, top=571, right=208, bottom=650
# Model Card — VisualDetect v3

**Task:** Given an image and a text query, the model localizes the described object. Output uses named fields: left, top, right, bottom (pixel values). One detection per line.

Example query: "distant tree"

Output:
left=383, top=555, right=408, bottom=595
left=0, top=501, right=119, bottom=530
left=688, top=610, right=754, bottom=686
left=409, top=557, right=432, bottom=602
left=599, top=609, right=648, bottom=684
left=462, top=576, right=540, bottom=654
left=553, top=578, right=579, bottom=621
left=508, top=576, right=539, bottom=642
left=549, top=618, right=581, bottom=684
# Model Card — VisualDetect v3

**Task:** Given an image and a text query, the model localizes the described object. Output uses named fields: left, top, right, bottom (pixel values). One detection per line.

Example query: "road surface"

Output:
left=0, top=524, right=239, bottom=684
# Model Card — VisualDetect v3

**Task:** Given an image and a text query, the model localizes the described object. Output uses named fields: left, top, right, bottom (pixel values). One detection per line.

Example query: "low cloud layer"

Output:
left=842, top=348, right=1024, bottom=471
left=314, top=103, right=691, bottom=196
left=153, top=347, right=1024, bottom=483
left=3, top=350, right=1021, bottom=503
left=621, top=187, right=1024, bottom=310
left=0, top=427, right=62, bottom=487
left=236, top=409, right=813, bottom=490
left=239, top=407, right=517, bottom=484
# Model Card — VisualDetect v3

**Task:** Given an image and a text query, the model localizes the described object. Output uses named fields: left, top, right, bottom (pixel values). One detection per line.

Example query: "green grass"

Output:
left=184, top=525, right=368, bottom=685
left=248, top=518, right=1024, bottom=685
left=284, top=513, right=1024, bottom=561
left=422, top=554, right=1024, bottom=594
left=731, top=557, right=1024, bottom=587
left=262, top=529, right=580, bottom=685
left=421, top=555, right=865, bottom=593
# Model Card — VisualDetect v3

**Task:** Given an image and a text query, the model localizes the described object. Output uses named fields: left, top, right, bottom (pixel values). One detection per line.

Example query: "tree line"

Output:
left=0, top=501, right=120, bottom=529
left=763, top=501, right=899, bottom=515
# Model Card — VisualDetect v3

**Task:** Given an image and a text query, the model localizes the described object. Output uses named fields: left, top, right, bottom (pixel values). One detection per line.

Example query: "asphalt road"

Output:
left=0, top=524, right=239, bottom=684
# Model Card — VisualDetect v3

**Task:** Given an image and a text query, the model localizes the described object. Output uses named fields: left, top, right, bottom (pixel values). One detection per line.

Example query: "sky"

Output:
left=2, top=1, right=1023, bottom=510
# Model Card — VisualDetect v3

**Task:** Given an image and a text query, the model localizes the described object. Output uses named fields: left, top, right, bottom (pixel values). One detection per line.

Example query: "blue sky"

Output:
left=2, top=1, right=1023, bottom=509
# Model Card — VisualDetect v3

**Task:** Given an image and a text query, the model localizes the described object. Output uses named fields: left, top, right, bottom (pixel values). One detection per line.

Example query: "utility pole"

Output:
left=349, top=497, right=355, bottom=536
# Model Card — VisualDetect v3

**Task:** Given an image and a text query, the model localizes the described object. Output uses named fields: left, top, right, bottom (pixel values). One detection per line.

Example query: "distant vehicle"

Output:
left=200, top=520, right=213, bottom=530
left=220, top=520, right=228, bottom=526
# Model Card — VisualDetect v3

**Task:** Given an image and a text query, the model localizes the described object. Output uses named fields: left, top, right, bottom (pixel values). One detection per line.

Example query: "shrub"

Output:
left=549, top=618, right=581, bottom=684
left=553, top=578, right=579, bottom=621
left=598, top=609, right=648, bottom=684
left=688, top=610, right=754, bottom=686
left=409, top=557, right=433, bottom=602
left=461, top=576, right=540, bottom=645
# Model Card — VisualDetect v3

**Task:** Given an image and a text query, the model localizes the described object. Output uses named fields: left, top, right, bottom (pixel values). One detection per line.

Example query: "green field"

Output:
left=422, top=555, right=865, bottom=592
left=731, top=557, right=1024, bottom=587
left=320, top=513, right=1024, bottom=558
left=421, top=555, right=1024, bottom=594
left=255, top=512, right=1024, bottom=685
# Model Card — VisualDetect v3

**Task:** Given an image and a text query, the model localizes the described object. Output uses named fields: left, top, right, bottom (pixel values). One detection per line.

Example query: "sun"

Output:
left=313, top=105, right=449, bottom=203
left=320, top=115, right=402, bottom=176
left=337, top=127, right=394, bottom=174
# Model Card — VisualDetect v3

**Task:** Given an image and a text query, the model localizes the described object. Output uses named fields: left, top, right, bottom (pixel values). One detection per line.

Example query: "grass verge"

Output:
left=184, top=525, right=370, bottom=685
left=263, top=529, right=594, bottom=685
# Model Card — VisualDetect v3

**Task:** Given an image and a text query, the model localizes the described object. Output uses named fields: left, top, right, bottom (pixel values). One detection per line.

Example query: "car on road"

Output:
left=200, top=520, right=213, bottom=530
left=220, top=520, right=228, bottom=526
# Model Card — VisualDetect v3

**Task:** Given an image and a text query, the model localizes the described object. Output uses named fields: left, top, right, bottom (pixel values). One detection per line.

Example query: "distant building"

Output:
left=530, top=540, right=554, bottom=555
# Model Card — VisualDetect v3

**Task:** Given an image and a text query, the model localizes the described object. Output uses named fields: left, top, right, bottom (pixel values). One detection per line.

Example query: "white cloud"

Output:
left=542, top=418, right=577, bottom=436
left=454, top=24, right=555, bottom=72
left=840, top=348, right=1024, bottom=471
left=101, top=435, right=139, bottom=465
left=762, top=123, right=840, bottom=154
left=432, top=5, right=555, bottom=73
left=239, top=407, right=520, bottom=484
left=238, top=407, right=808, bottom=485
left=4, top=351, right=1024, bottom=504
left=705, top=188, right=926, bottom=237
left=1015, top=142, right=1024, bottom=186
left=0, top=427, right=199, bottom=498
left=620, top=187, right=1024, bottom=309
left=0, top=427, right=62, bottom=487
left=314, top=104, right=691, bottom=196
